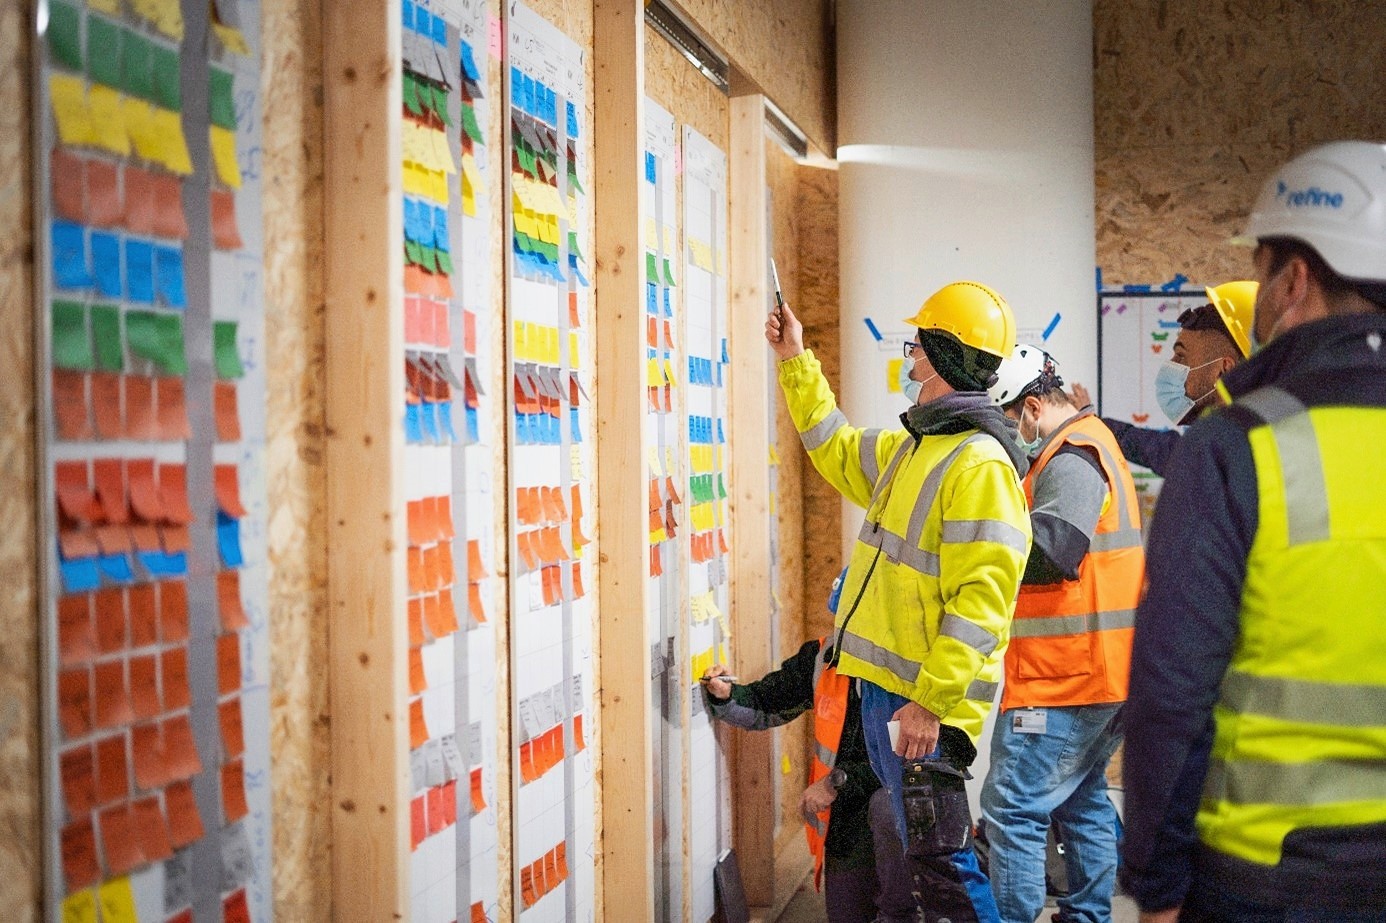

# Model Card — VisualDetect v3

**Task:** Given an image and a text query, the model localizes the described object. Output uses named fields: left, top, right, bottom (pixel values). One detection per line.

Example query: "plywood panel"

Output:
left=677, top=0, right=834, bottom=155
left=1093, top=0, right=1386, bottom=286
left=261, top=1, right=331, bottom=917
left=645, top=23, right=728, bottom=152
left=0, top=3, right=38, bottom=918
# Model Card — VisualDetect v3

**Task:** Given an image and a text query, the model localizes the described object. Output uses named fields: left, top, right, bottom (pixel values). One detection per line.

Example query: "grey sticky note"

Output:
left=411, top=747, right=428, bottom=793
left=517, top=697, right=539, bottom=741
left=163, top=849, right=194, bottom=914
left=465, top=721, right=484, bottom=767
left=441, top=733, right=465, bottom=778
left=220, top=821, right=255, bottom=892
left=570, top=673, right=584, bottom=709
left=424, top=738, right=446, bottom=787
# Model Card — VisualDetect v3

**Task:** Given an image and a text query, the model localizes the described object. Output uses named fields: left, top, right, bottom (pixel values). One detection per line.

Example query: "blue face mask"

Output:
left=1155, top=359, right=1219, bottom=425
left=898, top=358, right=935, bottom=404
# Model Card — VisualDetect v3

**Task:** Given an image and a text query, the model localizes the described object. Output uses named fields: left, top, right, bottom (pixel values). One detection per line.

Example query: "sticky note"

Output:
left=160, top=579, right=191, bottom=641
left=153, top=174, right=188, bottom=239
left=151, top=44, right=181, bottom=111
left=121, top=31, right=154, bottom=101
left=61, top=888, right=98, bottom=923
left=52, top=301, right=92, bottom=370
left=87, top=84, right=132, bottom=157
left=125, top=309, right=186, bottom=374
left=47, top=2, right=83, bottom=69
left=214, top=320, right=244, bottom=378
left=60, top=819, right=100, bottom=891
left=86, top=15, right=125, bottom=89
left=165, top=779, right=204, bottom=848
left=51, top=221, right=91, bottom=291
left=215, top=380, right=242, bottom=441
left=132, top=796, right=173, bottom=863
left=50, top=73, right=97, bottom=147
left=217, top=511, right=243, bottom=567
left=154, top=245, right=187, bottom=307
left=90, top=231, right=122, bottom=298
left=122, top=98, right=162, bottom=164
left=151, top=107, right=193, bottom=175
left=209, top=66, right=236, bottom=129
left=124, top=240, right=155, bottom=303
left=211, top=188, right=243, bottom=250
left=210, top=125, right=241, bottom=188
left=222, top=758, right=248, bottom=822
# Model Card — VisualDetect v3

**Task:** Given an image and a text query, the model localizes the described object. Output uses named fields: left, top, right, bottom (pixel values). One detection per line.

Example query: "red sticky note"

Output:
left=156, top=376, right=192, bottom=440
left=55, top=460, right=98, bottom=524
left=52, top=148, right=87, bottom=222
left=470, top=901, right=487, bottom=923
left=127, top=583, right=157, bottom=646
left=59, top=744, right=97, bottom=816
left=153, top=173, right=189, bottom=239
left=214, top=464, right=246, bottom=518
left=572, top=714, right=585, bottom=751
left=99, top=802, right=143, bottom=875
left=218, top=569, right=249, bottom=630
left=86, top=158, right=123, bottom=228
left=426, top=784, right=446, bottom=835
left=57, top=667, right=93, bottom=739
left=163, top=713, right=203, bottom=780
left=469, top=766, right=485, bottom=814
left=128, top=653, right=160, bottom=721
left=222, top=758, right=249, bottom=823
left=409, top=698, right=429, bottom=749
left=158, top=463, right=196, bottom=525
left=58, top=593, right=96, bottom=666
left=133, top=795, right=174, bottom=863
left=93, top=523, right=132, bottom=555
left=53, top=369, right=94, bottom=441
left=161, top=646, right=191, bottom=710
left=90, top=372, right=124, bottom=440
left=60, top=817, right=101, bottom=890
left=132, top=721, right=167, bottom=790
left=223, top=889, right=251, bottom=923
left=165, top=779, right=205, bottom=849
left=58, top=526, right=100, bottom=560
left=220, top=696, right=245, bottom=758
left=123, top=165, right=157, bottom=234
left=124, top=375, right=159, bottom=441
left=94, top=733, right=129, bottom=804
left=160, top=579, right=190, bottom=642
left=218, top=632, right=242, bottom=696
left=214, top=380, right=242, bottom=441
left=92, top=457, right=129, bottom=524
left=210, top=189, right=244, bottom=250
left=440, top=778, right=457, bottom=826
left=93, top=587, right=126, bottom=654
left=126, top=458, right=164, bottom=522
left=571, top=562, right=585, bottom=600
left=410, top=796, right=426, bottom=850
left=168, top=912, right=193, bottom=923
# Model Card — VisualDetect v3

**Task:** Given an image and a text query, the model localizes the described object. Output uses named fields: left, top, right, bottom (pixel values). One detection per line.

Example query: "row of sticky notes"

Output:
left=404, top=398, right=458, bottom=445
left=406, top=589, right=464, bottom=648
left=689, top=473, right=728, bottom=504
left=691, top=529, right=730, bottom=565
left=406, top=541, right=457, bottom=595
left=689, top=501, right=726, bottom=533
left=688, top=237, right=721, bottom=274
left=687, top=355, right=722, bottom=387
left=532, top=562, right=579, bottom=607
left=513, top=322, right=577, bottom=366
left=647, top=314, right=676, bottom=352
left=405, top=238, right=453, bottom=276
left=48, top=5, right=182, bottom=108
left=459, top=151, right=481, bottom=218
left=649, top=476, right=683, bottom=512
left=645, top=251, right=677, bottom=287
left=403, top=69, right=451, bottom=127
left=401, top=1, right=449, bottom=48
left=51, top=151, right=188, bottom=240
left=515, top=485, right=570, bottom=527
left=52, top=371, right=239, bottom=444
left=512, top=365, right=577, bottom=410
left=57, top=579, right=188, bottom=666
left=688, top=415, right=726, bottom=446
left=510, top=68, right=561, bottom=128
left=404, top=296, right=453, bottom=349
left=404, top=262, right=453, bottom=300
left=403, top=119, right=457, bottom=177
left=402, top=159, right=451, bottom=205
left=54, top=302, right=188, bottom=375
left=648, top=384, right=673, bottom=415
left=408, top=730, right=467, bottom=791
left=647, top=279, right=674, bottom=318
left=61, top=778, right=201, bottom=890
left=519, top=842, right=571, bottom=909
left=51, top=75, right=194, bottom=175
left=649, top=505, right=677, bottom=546
left=406, top=495, right=457, bottom=546
left=690, top=444, right=723, bottom=474
left=409, top=779, right=458, bottom=851
left=515, top=528, right=573, bottom=571
left=52, top=222, right=186, bottom=307
left=56, top=655, right=201, bottom=746
left=404, top=196, right=451, bottom=253
left=646, top=356, right=679, bottom=390
left=518, top=724, right=565, bottom=785
left=514, top=407, right=582, bottom=446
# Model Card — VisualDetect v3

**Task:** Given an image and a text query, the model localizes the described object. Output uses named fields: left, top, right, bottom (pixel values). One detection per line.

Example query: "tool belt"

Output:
left=902, top=759, right=972, bottom=857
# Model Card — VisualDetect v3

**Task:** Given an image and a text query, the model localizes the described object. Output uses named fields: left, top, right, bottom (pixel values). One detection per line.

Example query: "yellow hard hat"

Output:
left=902, top=281, right=1016, bottom=359
left=1204, top=280, right=1258, bottom=358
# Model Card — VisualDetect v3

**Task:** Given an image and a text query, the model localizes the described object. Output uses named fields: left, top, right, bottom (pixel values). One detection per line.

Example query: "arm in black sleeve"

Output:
left=1023, top=446, right=1106, bottom=584
left=1118, top=413, right=1257, bottom=911
left=1101, top=417, right=1183, bottom=477
left=706, top=639, right=821, bottom=730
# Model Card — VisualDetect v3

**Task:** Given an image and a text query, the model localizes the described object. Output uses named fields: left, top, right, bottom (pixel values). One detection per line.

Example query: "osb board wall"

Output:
left=767, top=138, right=809, bottom=847
left=260, top=0, right=331, bottom=917
left=1094, top=0, right=1386, bottom=287
left=678, top=0, right=835, bottom=155
left=0, top=3, right=39, bottom=920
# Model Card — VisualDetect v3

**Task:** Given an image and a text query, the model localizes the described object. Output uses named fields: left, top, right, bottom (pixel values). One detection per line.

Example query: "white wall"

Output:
left=836, top=0, right=1096, bottom=816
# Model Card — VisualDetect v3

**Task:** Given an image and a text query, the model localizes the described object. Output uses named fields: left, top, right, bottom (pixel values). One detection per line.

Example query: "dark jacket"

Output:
left=706, top=639, right=878, bottom=869
left=1100, top=417, right=1182, bottom=477
left=1119, top=314, right=1386, bottom=911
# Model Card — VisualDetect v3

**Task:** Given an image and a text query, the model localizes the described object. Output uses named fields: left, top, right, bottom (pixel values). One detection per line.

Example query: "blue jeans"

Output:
left=980, top=702, right=1123, bottom=923
left=861, top=682, right=1001, bottom=923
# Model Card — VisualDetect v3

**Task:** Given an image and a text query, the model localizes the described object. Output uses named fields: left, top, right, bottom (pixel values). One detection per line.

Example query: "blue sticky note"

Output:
left=416, top=203, right=433, bottom=246
left=515, top=411, right=531, bottom=445
left=137, top=551, right=167, bottom=576
left=217, top=511, right=244, bottom=568
left=403, top=199, right=418, bottom=243
left=572, top=265, right=588, bottom=288
left=460, top=43, right=480, bottom=81
left=419, top=400, right=439, bottom=443
left=431, top=13, right=447, bottom=47
left=438, top=401, right=457, bottom=441
left=465, top=406, right=479, bottom=442
left=90, top=232, right=123, bottom=298
left=97, top=553, right=134, bottom=583
left=51, top=221, right=91, bottom=290
left=567, top=100, right=579, bottom=138
left=125, top=240, right=155, bottom=303
left=663, top=288, right=672, bottom=316
left=155, top=246, right=186, bottom=308
left=433, top=206, right=449, bottom=251
left=544, top=87, right=557, bottom=126
left=510, top=67, right=523, bottom=106
left=645, top=151, right=657, bottom=184
left=404, top=403, right=423, bottom=443
left=59, top=554, right=101, bottom=592
left=647, top=282, right=658, bottom=313
left=163, top=551, right=188, bottom=575
left=570, top=408, right=582, bottom=443
left=717, top=419, right=725, bottom=443
left=402, top=0, right=415, bottom=30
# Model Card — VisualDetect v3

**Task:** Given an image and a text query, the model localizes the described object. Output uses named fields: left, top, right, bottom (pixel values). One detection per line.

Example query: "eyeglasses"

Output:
left=902, top=341, right=922, bottom=358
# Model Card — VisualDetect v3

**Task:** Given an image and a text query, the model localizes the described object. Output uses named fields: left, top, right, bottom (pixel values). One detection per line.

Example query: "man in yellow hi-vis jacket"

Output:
left=767, top=282, right=1032, bottom=923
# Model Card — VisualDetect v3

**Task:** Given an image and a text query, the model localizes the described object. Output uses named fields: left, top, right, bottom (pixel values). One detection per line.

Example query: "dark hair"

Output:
left=1000, top=353, right=1068, bottom=413
left=1261, top=236, right=1386, bottom=310
left=918, top=329, right=1002, bottom=392
left=1176, top=303, right=1240, bottom=354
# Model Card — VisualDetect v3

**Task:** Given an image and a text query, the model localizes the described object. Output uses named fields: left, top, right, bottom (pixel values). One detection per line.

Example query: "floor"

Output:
left=774, top=881, right=1141, bottom=923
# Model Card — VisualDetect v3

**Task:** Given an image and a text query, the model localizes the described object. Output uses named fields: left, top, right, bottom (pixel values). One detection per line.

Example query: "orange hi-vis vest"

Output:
left=806, top=638, right=850, bottom=889
left=1002, top=413, right=1144, bottom=712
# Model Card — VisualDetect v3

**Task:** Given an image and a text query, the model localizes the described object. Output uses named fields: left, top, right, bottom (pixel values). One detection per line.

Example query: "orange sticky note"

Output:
left=165, top=779, right=205, bottom=849
left=407, top=547, right=425, bottom=594
left=571, top=562, right=585, bottom=600
left=211, top=188, right=244, bottom=250
left=52, top=148, right=88, bottom=222
left=158, top=463, right=196, bottom=525
left=94, top=733, right=128, bottom=805
left=53, top=369, right=94, bottom=441
left=214, top=380, right=241, bottom=441
left=467, top=582, right=486, bottom=624
left=124, top=375, right=158, bottom=441
left=123, top=165, right=156, bottom=234
left=408, top=598, right=425, bottom=646
left=94, top=523, right=132, bottom=555
left=162, top=713, right=203, bottom=780
left=92, top=458, right=129, bottom=524
left=222, top=758, right=248, bottom=823
left=59, top=744, right=97, bottom=816
left=86, top=158, right=122, bottom=227
left=470, top=901, right=486, bottom=923
left=408, top=647, right=426, bottom=695
left=218, top=569, right=249, bottom=630
left=516, top=531, right=537, bottom=572
left=152, top=173, right=189, bottom=240
left=132, top=795, right=173, bottom=863
left=60, top=818, right=101, bottom=890
left=58, top=593, right=96, bottom=666
left=520, top=865, right=537, bottom=908
left=556, top=841, right=569, bottom=878
left=436, top=496, right=455, bottom=540
left=469, top=766, right=485, bottom=813
left=407, top=500, right=428, bottom=546
left=132, top=721, right=166, bottom=790
left=58, top=667, right=93, bottom=738
left=126, top=459, right=164, bottom=522
left=223, top=889, right=250, bottom=923
left=219, top=696, right=245, bottom=758
left=436, top=540, right=455, bottom=587
left=217, top=632, right=241, bottom=696
left=128, top=653, right=160, bottom=720
left=431, top=590, right=459, bottom=637
left=160, top=523, right=190, bottom=554
left=161, top=646, right=190, bottom=710
left=572, top=714, right=585, bottom=751
left=214, top=464, right=246, bottom=518
left=90, top=372, right=124, bottom=440
left=543, top=851, right=558, bottom=894
left=156, top=377, right=192, bottom=440
left=127, top=583, right=157, bottom=646
left=58, top=526, right=100, bottom=560
left=99, top=802, right=143, bottom=876
left=160, top=579, right=189, bottom=642
left=409, top=698, right=429, bottom=749
left=420, top=545, right=440, bottom=591
left=93, top=588, right=126, bottom=654
left=55, top=460, right=98, bottom=524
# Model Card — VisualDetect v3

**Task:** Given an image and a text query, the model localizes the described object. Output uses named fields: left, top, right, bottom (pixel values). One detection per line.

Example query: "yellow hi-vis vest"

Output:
left=1197, top=385, right=1386, bottom=867
left=778, top=351, right=1031, bottom=744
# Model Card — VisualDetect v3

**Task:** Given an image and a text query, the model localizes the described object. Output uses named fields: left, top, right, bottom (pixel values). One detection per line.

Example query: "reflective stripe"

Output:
left=860, top=429, right=882, bottom=486
left=1088, top=528, right=1143, bottom=552
left=839, top=630, right=921, bottom=686
left=965, top=678, right=999, bottom=703
left=939, top=612, right=1000, bottom=657
left=1204, top=756, right=1386, bottom=807
left=868, top=439, right=915, bottom=508
left=1011, top=608, right=1136, bottom=638
left=814, top=739, right=837, bottom=771
left=800, top=408, right=849, bottom=451
left=1238, top=387, right=1331, bottom=545
left=1219, top=670, right=1386, bottom=728
left=942, top=518, right=1030, bottom=557
left=858, top=519, right=941, bottom=577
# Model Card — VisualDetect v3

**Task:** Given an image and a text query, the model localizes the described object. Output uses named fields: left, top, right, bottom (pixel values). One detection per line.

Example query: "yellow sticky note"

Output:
left=427, top=169, right=449, bottom=204
left=96, top=877, right=139, bottom=923
left=209, top=125, right=241, bottom=187
left=569, top=332, right=580, bottom=368
left=121, top=98, right=159, bottom=162
left=782, top=753, right=792, bottom=775
left=544, top=326, right=560, bottom=365
left=887, top=358, right=904, bottom=393
left=513, top=320, right=528, bottom=361
left=648, top=447, right=664, bottom=477
left=644, top=217, right=658, bottom=247
left=663, top=359, right=679, bottom=388
left=647, top=358, right=662, bottom=387
left=61, top=889, right=97, bottom=923
left=461, top=188, right=477, bottom=218
left=152, top=107, right=193, bottom=175
left=87, top=85, right=132, bottom=157
left=49, top=74, right=97, bottom=147
left=213, top=23, right=252, bottom=57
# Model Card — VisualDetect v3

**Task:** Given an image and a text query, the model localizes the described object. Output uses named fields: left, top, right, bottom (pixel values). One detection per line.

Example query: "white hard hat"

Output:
left=987, top=343, right=1056, bottom=407
left=1234, top=141, right=1386, bottom=282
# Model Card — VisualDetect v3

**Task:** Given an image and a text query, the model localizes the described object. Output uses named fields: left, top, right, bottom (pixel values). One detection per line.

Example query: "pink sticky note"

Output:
left=488, top=14, right=502, bottom=58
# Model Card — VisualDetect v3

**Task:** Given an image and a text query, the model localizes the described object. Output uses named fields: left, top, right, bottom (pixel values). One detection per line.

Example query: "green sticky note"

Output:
left=404, top=239, right=421, bottom=265
left=52, top=300, right=92, bottom=370
left=717, top=474, right=727, bottom=499
left=90, top=304, right=123, bottom=372
left=214, top=320, right=243, bottom=379
left=47, top=2, right=82, bottom=71
left=567, top=231, right=583, bottom=263
left=662, top=258, right=677, bottom=287
left=402, top=73, right=423, bottom=117
left=86, top=15, right=123, bottom=90
left=121, top=31, right=154, bottom=101
left=151, top=44, right=182, bottom=112
left=567, top=168, right=584, bottom=195
left=460, top=103, right=481, bottom=143
left=418, top=246, right=437, bottom=273
left=209, top=67, right=236, bottom=129
left=436, top=250, right=454, bottom=275
left=645, top=252, right=658, bottom=281
left=126, top=309, right=186, bottom=376
left=538, top=241, right=558, bottom=263
left=431, top=86, right=451, bottom=125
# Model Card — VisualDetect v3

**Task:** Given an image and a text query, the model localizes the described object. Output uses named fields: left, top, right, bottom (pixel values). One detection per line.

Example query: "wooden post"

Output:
left=593, top=0, right=654, bottom=917
left=324, top=2, right=409, bottom=919
left=727, top=91, right=775, bottom=907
